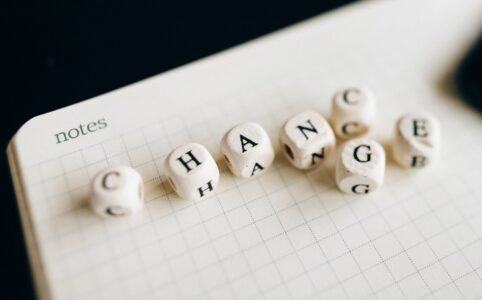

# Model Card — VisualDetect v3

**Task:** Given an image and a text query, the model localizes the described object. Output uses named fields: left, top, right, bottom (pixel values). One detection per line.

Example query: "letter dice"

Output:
left=335, top=139, right=385, bottom=195
left=90, top=166, right=144, bottom=217
left=330, top=87, right=376, bottom=139
left=164, top=143, right=220, bottom=200
left=393, top=113, right=440, bottom=168
left=221, top=122, right=275, bottom=178
left=280, top=111, right=336, bottom=170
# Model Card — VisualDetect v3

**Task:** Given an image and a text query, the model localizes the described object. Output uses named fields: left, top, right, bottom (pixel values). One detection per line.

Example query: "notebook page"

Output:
left=9, top=0, right=482, bottom=299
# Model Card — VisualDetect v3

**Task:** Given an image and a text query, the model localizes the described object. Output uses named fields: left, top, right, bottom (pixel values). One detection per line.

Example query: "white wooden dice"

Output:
left=164, top=142, right=220, bottom=200
left=280, top=110, right=336, bottom=170
left=90, top=166, right=144, bottom=217
left=393, top=113, right=440, bottom=168
left=221, top=122, right=274, bottom=178
left=335, top=139, right=385, bottom=195
left=330, top=87, right=376, bottom=139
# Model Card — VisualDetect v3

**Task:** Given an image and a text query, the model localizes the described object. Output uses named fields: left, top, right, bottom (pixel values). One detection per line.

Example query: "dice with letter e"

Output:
left=280, top=110, right=335, bottom=170
left=330, top=87, right=376, bottom=139
left=393, top=113, right=440, bottom=168
left=221, top=122, right=275, bottom=178
left=336, top=139, right=385, bottom=195
left=90, top=166, right=144, bottom=217
left=164, top=143, right=220, bottom=200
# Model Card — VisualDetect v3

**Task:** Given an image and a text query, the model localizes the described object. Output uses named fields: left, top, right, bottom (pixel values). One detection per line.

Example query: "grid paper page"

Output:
left=8, top=0, right=482, bottom=299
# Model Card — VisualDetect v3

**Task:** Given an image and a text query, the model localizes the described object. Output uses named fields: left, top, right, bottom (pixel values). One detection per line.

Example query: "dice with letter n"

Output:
left=280, top=110, right=336, bottom=170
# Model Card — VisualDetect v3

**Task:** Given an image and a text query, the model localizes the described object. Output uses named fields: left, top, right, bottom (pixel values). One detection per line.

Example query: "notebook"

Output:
left=7, top=0, right=482, bottom=299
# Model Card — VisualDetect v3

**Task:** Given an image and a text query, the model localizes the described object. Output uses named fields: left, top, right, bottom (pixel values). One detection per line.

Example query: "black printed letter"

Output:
left=311, top=148, right=325, bottom=165
left=411, top=155, right=427, bottom=168
left=198, top=181, right=214, bottom=197
left=353, top=144, right=371, bottom=163
left=240, top=134, right=258, bottom=153
left=251, top=163, right=264, bottom=176
left=341, top=122, right=359, bottom=135
left=177, top=150, right=202, bottom=173
left=102, top=171, right=120, bottom=190
left=413, top=119, right=428, bottom=137
left=352, top=184, right=369, bottom=194
left=343, top=89, right=360, bottom=105
left=105, top=206, right=126, bottom=216
left=297, top=119, right=318, bottom=140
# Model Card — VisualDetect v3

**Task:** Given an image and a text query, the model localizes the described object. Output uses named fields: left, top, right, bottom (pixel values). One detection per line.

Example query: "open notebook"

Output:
left=7, top=0, right=482, bottom=299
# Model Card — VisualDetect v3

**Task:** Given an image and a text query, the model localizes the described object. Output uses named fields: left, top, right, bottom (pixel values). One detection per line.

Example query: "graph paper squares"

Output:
left=29, top=121, right=482, bottom=300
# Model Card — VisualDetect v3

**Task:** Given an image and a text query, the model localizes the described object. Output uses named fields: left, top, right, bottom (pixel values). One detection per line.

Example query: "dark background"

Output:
left=2, top=1, right=357, bottom=298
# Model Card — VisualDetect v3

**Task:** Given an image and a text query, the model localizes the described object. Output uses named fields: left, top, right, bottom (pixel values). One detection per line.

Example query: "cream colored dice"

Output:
left=280, top=110, right=336, bottom=170
left=221, top=122, right=275, bottom=178
left=90, top=166, right=144, bottom=217
left=393, top=113, right=440, bottom=168
left=335, top=139, right=385, bottom=195
left=330, top=87, right=376, bottom=139
left=164, top=143, right=220, bottom=200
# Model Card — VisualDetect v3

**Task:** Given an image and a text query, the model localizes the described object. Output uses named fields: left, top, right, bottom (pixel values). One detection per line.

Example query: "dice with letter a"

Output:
left=330, top=87, right=376, bottom=139
left=164, top=143, right=220, bottom=200
left=280, top=111, right=336, bottom=170
left=336, top=139, right=385, bottom=195
left=393, top=113, right=440, bottom=168
left=90, top=165, right=144, bottom=217
left=221, top=122, right=275, bottom=178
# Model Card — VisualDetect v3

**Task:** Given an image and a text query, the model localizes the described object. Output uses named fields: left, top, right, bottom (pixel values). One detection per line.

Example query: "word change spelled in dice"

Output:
left=164, top=143, right=220, bottom=200
left=90, top=166, right=144, bottom=217
left=86, top=83, right=444, bottom=217
left=392, top=113, right=440, bottom=168
left=330, top=87, right=376, bottom=139
left=221, top=122, right=275, bottom=178
left=336, top=138, right=385, bottom=195
left=280, top=110, right=336, bottom=170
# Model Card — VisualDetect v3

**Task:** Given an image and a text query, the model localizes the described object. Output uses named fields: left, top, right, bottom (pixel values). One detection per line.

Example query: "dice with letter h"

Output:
left=280, top=110, right=336, bottom=170
left=164, top=143, right=220, bottom=200
left=393, top=113, right=440, bottom=168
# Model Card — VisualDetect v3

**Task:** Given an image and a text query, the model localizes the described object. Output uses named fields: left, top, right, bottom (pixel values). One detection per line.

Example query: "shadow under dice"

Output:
left=336, top=138, right=385, bottom=195
left=280, top=110, right=336, bottom=170
left=164, top=142, right=220, bottom=200
left=221, top=122, right=275, bottom=178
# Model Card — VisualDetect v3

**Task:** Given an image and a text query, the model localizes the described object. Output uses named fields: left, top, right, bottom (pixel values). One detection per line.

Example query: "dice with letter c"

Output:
left=330, top=87, right=376, bottom=139
left=90, top=165, right=144, bottom=217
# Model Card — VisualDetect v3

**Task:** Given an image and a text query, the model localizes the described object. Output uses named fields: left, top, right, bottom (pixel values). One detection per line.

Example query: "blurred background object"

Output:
left=457, top=35, right=482, bottom=112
